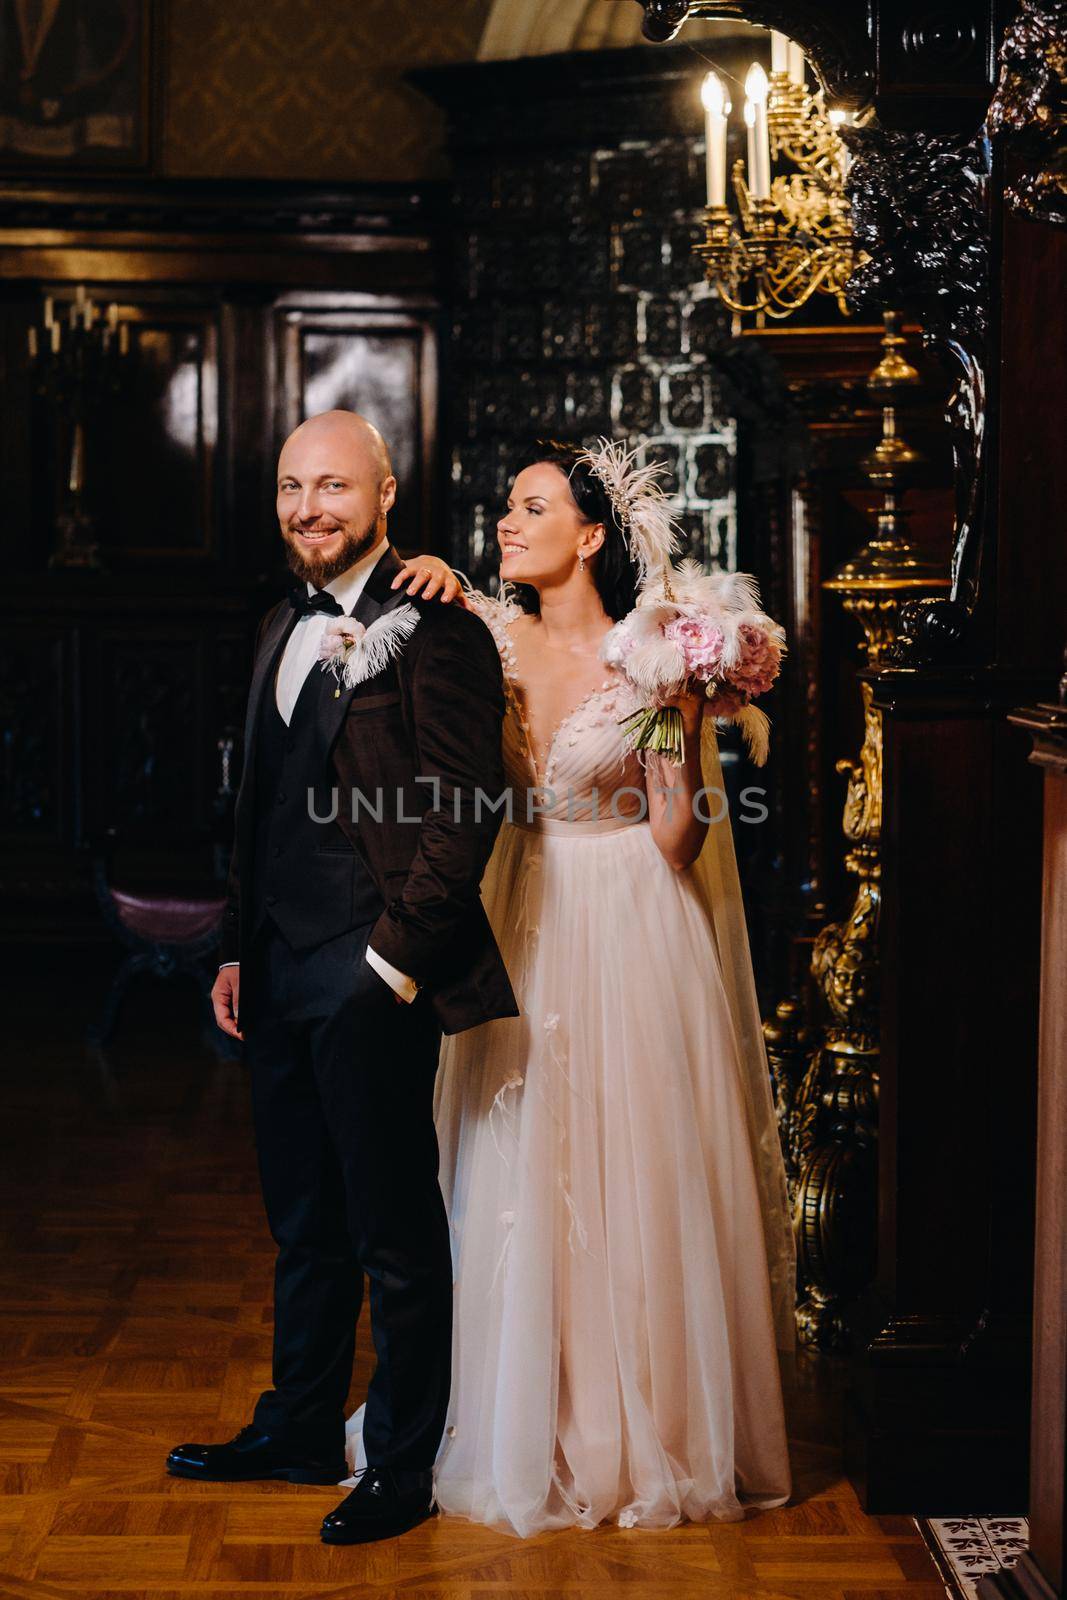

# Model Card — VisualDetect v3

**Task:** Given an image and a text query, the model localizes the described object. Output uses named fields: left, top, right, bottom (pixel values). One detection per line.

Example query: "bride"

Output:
left=350, top=440, right=795, bottom=1536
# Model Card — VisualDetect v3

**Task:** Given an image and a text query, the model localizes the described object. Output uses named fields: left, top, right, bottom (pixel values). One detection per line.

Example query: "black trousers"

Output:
left=243, top=920, right=450, bottom=1469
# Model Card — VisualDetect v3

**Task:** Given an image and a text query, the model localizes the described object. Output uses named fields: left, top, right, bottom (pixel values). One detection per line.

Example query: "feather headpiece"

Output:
left=574, top=437, right=681, bottom=589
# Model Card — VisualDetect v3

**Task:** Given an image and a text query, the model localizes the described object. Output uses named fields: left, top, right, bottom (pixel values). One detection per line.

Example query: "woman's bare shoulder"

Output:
left=508, top=612, right=538, bottom=640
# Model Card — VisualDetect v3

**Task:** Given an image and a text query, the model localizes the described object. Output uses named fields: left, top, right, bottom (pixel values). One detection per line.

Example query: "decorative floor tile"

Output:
left=980, top=1515, right=1028, bottom=1564
left=920, top=1515, right=1030, bottom=1600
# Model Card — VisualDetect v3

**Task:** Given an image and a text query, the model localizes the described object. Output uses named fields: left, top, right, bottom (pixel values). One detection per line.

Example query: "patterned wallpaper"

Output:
left=163, top=0, right=493, bottom=181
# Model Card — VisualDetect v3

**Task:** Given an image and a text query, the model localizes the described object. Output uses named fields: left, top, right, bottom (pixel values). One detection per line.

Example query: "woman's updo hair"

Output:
left=515, top=441, right=638, bottom=621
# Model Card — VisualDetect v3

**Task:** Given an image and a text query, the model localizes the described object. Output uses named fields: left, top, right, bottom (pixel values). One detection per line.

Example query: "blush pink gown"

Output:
left=348, top=587, right=795, bottom=1536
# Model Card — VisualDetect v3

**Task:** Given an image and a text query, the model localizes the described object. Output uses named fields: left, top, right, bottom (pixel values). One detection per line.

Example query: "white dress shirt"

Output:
left=275, top=536, right=388, bottom=723
left=221, top=537, right=418, bottom=1004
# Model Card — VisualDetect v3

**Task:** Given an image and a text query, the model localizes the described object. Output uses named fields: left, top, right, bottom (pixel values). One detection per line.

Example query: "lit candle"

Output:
left=107, top=302, right=118, bottom=332
left=75, top=283, right=86, bottom=306
left=700, top=72, right=730, bottom=208
left=119, top=322, right=130, bottom=355
left=788, top=41, right=805, bottom=85
left=829, top=109, right=854, bottom=174
left=43, top=295, right=54, bottom=328
left=771, top=31, right=789, bottom=75
left=68, top=301, right=78, bottom=329
left=51, top=320, right=61, bottom=353
left=84, top=298, right=95, bottom=330
left=745, top=63, right=771, bottom=200
left=27, top=325, right=38, bottom=359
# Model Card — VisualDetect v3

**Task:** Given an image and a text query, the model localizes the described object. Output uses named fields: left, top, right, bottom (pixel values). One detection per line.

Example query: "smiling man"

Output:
left=279, top=410, right=394, bottom=585
left=165, top=409, right=517, bottom=1545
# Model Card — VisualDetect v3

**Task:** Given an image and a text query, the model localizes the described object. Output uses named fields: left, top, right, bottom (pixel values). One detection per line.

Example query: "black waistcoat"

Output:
left=249, top=638, right=384, bottom=950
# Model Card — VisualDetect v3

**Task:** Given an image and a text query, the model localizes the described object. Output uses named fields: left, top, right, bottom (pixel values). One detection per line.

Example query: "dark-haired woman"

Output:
left=346, top=444, right=794, bottom=1536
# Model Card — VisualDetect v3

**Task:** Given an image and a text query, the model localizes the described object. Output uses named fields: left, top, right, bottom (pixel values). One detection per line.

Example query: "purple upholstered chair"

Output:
left=87, top=735, right=237, bottom=1052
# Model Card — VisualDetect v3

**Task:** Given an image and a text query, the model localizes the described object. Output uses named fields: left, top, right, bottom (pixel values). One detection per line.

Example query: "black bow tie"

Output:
left=289, top=588, right=344, bottom=619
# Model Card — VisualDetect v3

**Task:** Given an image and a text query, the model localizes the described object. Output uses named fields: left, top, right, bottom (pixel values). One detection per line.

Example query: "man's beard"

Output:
left=283, top=515, right=381, bottom=586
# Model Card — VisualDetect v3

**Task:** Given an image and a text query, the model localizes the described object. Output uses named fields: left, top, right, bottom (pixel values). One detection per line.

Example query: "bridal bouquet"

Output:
left=600, top=561, right=786, bottom=767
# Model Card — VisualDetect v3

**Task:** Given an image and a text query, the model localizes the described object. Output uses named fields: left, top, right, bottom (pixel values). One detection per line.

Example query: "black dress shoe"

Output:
left=166, top=1423, right=345, bottom=1484
left=320, top=1466, right=436, bottom=1545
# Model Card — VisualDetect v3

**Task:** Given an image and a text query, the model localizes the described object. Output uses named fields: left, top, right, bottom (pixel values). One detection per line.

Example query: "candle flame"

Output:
left=745, top=62, right=769, bottom=104
left=701, top=71, right=725, bottom=116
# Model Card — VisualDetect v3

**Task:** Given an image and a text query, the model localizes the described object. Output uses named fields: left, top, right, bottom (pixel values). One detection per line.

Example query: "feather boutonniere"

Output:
left=317, top=605, right=420, bottom=697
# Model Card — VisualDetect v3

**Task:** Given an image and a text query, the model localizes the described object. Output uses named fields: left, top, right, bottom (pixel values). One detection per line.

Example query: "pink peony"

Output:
left=725, top=620, right=782, bottom=697
left=663, top=615, right=726, bottom=678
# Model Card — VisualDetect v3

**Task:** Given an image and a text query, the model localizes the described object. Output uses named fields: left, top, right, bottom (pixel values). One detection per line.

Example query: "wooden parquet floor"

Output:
left=0, top=950, right=946, bottom=1600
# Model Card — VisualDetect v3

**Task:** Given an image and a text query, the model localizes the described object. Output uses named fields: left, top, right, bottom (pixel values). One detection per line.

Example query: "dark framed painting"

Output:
left=276, top=297, right=440, bottom=557
left=0, top=0, right=157, bottom=172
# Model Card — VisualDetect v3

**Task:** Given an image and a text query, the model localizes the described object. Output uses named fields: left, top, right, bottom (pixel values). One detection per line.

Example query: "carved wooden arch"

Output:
left=478, top=0, right=647, bottom=60
left=477, top=0, right=737, bottom=60
left=636, top=0, right=874, bottom=107
left=477, top=0, right=873, bottom=99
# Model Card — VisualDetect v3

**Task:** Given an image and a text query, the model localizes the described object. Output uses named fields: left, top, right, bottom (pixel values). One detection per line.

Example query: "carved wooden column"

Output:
left=980, top=10, right=1067, bottom=1592
left=981, top=682, right=1067, bottom=1600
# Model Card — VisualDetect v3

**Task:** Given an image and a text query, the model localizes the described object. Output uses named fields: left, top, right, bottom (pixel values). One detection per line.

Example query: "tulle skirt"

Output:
left=419, top=811, right=791, bottom=1537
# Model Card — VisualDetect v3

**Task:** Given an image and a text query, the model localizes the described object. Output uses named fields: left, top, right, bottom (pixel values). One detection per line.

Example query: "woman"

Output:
left=352, top=441, right=795, bottom=1536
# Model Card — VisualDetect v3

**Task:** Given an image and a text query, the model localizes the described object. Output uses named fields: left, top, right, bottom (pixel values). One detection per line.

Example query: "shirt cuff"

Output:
left=366, top=944, right=419, bottom=1003
left=218, top=961, right=239, bottom=970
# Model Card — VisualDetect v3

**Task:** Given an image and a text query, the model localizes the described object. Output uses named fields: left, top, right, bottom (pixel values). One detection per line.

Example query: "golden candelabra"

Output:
left=695, top=54, right=869, bottom=322
left=28, top=286, right=131, bottom=570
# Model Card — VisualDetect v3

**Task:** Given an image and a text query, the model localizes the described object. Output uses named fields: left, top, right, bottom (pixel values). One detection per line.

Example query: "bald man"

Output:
left=166, top=411, right=517, bottom=1544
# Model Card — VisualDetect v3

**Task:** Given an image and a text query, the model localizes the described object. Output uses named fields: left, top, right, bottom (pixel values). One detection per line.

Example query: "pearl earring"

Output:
left=578, top=552, right=586, bottom=573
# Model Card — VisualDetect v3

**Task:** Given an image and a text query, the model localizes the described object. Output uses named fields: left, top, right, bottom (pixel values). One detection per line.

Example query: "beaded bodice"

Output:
left=466, top=588, right=646, bottom=821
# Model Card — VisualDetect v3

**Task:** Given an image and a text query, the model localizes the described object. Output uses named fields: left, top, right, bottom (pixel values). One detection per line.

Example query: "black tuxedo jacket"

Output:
left=220, top=545, right=519, bottom=1036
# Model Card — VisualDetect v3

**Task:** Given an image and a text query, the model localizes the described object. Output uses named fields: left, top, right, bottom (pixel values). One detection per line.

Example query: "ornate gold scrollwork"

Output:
left=771, top=313, right=948, bottom=1350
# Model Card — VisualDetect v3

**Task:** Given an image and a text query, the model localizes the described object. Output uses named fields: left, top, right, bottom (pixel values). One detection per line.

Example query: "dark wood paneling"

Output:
left=0, top=178, right=445, bottom=933
left=0, top=629, right=68, bottom=843
left=843, top=666, right=1047, bottom=1512
left=995, top=186, right=1067, bottom=675
left=1029, top=761, right=1067, bottom=1594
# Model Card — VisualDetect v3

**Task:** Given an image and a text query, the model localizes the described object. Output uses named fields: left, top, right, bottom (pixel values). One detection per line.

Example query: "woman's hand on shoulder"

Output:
left=391, top=554, right=466, bottom=605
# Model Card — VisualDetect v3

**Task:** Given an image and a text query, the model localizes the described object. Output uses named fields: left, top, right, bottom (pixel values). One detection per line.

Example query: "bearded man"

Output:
left=164, top=410, right=516, bottom=1544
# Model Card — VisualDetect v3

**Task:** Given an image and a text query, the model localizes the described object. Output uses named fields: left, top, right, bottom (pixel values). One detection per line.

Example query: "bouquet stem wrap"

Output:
left=619, top=703, right=687, bottom=765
